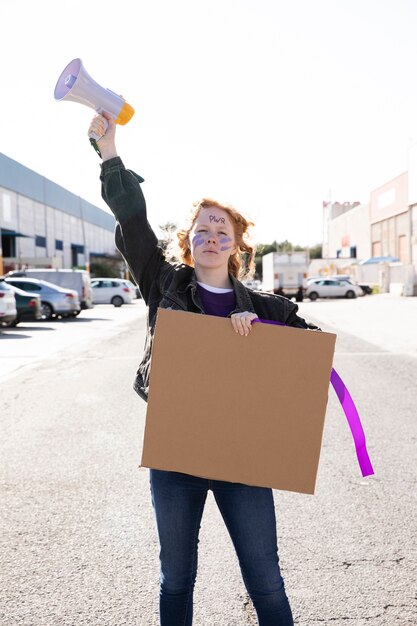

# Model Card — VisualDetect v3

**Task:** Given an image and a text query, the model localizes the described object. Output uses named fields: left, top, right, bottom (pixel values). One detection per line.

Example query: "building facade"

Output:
left=407, top=143, right=417, bottom=277
left=370, top=171, right=409, bottom=263
left=326, top=202, right=371, bottom=260
left=321, top=166, right=416, bottom=295
left=0, top=153, right=116, bottom=275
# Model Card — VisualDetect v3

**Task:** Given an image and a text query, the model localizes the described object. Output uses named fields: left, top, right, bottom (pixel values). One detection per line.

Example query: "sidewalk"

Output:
left=298, top=293, right=417, bottom=357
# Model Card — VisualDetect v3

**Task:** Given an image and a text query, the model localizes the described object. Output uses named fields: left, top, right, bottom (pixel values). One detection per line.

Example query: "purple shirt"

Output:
left=197, top=284, right=236, bottom=318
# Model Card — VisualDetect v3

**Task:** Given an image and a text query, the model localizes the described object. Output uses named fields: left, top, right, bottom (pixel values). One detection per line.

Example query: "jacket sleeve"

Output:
left=100, top=157, right=170, bottom=304
left=285, top=301, right=321, bottom=331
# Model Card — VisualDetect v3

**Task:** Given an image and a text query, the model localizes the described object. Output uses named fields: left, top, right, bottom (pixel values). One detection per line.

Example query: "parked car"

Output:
left=6, top=269, right=93, bottom=310
left=306, top=279, right=363, bottom=301
left=0, top=281, right=17, bottom=326
left=0, top=280, right=41, bottom=325
left=358, top=284, right=373, bottom=295
left=242, top=279, right=262, bottom=291
left=4, top=277, right=81, bottom=320
left=123, top=277, right=142, bottom=299
left=90, top=278, right=134, bottom=306
left=124, top=279, right=141, bottom=299
left=327, top=276, right=373, bottom=295
left=307, top=275, right=372, bottom=296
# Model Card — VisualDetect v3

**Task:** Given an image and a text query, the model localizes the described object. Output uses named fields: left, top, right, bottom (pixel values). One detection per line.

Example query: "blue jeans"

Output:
left=150, top=469, right=294, bottom=626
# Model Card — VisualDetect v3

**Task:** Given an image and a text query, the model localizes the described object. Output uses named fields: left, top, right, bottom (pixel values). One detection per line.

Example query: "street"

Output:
left=1, top=295, right=416, bottom=625
left=0, top=301, right=147, bottom=381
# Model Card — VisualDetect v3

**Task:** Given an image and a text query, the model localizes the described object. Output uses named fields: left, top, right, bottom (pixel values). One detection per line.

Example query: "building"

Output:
left=407, top=143, right=417, bottom=278
left=370, top=172, right=409, bottom=263
left=0, top=153, right=116, bottom=275
left=325, top=201, right=371, bottom=261
left=321, top=166, right=416, bottom=295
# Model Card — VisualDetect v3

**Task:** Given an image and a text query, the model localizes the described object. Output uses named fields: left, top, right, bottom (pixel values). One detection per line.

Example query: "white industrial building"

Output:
left=325, top=202, right=371, bottom=261
left=0, top=153, right=116, bottom=275
left=322, top=162, right=417, bottom=295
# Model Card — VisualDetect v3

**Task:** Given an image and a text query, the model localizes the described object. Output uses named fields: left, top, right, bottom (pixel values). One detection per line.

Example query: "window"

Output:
left=55, top=239, right=63, bottom=251
left=12, top=281, right=42, bottom=291
left=92, top=280, right=112, bottom=288
left=350, top=246, right=357, bottom=258
left=23, top=282, right=42, bottom=291
left=71, top=243, right=84, bottom=267
left=372, top=241, right=381, bottom=257
left=398, top=235, right=407, bottom=262
left=1, top=234, right=15, bottom=257
left=2, top=194, right=12, bottom=222
left=71, top=244, right=84, bottom=253
left=35, top=235, right=46, bottom=248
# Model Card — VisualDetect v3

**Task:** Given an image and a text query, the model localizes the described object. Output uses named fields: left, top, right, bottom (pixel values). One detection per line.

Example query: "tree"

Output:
left=89, top=251, right=125, bottom=278
left=158, top=222, right=177, bottom=252
left=254, top=239, right=323, bottom=279
left=308, top=243, right=322, bottom=259
left=256, top=241, right=278, bottom=257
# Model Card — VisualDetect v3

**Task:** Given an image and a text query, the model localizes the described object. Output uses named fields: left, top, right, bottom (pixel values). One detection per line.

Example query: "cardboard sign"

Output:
left=141, top=308, right=336, bottom=495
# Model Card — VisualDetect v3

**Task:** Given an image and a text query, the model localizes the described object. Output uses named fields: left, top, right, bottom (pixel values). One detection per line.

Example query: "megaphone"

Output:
left=54, top=58, right=135, bottom=141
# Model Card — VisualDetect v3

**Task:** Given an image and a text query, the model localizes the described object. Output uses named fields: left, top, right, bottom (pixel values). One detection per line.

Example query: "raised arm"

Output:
left=89, top=113, right=170, bottom=303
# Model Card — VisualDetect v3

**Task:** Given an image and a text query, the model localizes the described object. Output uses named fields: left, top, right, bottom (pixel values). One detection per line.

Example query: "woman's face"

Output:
left=189, top=207, right=237, bottom=272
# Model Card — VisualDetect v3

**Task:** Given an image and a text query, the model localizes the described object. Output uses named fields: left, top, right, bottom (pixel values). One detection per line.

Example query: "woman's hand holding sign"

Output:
left=231, top=311, right=258, bottom=336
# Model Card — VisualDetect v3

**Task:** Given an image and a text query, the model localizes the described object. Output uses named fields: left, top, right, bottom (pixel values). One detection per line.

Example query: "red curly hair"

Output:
left=172, top=198, right=256, bottom=280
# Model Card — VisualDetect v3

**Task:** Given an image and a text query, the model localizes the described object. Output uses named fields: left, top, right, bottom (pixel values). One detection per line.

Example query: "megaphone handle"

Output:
left=88, top=116, right=108, bottom=157
left=89, top=138, right=102, bottom=158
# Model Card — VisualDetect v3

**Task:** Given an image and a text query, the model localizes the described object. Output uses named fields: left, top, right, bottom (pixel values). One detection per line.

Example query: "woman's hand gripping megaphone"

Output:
left=88, top=112, right=118, bottom=161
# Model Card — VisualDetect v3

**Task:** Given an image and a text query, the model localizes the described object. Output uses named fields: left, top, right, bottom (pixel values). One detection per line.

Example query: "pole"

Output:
left=79, top=197, right=90, bottom=273
left=325, top=189, right=331, bottom=274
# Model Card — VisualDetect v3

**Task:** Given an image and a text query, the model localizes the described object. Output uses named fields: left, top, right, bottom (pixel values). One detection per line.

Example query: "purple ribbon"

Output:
left=329, top=369, right=374, bottom=477
left=252, top=318, right=374, bottom=477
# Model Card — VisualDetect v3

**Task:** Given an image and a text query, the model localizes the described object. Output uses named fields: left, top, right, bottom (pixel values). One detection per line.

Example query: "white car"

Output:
left=91, top=278, right=134, bottom=306
left=0, top=281, right=18, bottom=326
left=123, top=279, right=140, bottom=299
left=306, top=279, right=363, bottom=301
left=243, top=279, right=262, bottom=291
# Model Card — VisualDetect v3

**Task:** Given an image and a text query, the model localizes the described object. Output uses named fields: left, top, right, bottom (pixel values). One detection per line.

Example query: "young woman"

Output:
left=88, top=113, right=317, bottom=626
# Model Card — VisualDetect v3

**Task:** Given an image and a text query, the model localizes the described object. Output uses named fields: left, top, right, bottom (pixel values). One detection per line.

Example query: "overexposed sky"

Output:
left=1, top=0, right=417, bottom=246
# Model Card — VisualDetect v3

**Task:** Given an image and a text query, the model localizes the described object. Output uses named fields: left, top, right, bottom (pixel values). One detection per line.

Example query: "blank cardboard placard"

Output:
left=141, top=308, right=336, bottom=494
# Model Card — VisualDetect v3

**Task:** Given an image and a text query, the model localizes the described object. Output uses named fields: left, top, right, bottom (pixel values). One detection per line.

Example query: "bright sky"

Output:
left=2, top=0, right=417, bottom=246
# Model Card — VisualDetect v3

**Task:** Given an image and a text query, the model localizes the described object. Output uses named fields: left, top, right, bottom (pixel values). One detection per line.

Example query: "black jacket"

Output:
left=100, top=157, right=318, bottom=401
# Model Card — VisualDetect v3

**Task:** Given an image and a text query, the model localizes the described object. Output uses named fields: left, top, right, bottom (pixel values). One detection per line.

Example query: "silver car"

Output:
left=5, top=277, right=80, bottom=320
left=6, top=269, right=94, bottom=310
left=306, top=279, right=363, bottom=301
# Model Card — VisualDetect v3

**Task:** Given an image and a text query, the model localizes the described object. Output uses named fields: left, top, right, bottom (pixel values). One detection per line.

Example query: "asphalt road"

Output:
left=0, top=301, right=147, bottom=381
left=1, top=295, right=416, bottom=625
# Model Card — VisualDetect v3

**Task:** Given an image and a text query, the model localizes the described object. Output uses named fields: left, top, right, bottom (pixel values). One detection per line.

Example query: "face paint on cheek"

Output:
left=192, top=235, right=205, bottom=248
left=220, top=237, right=233, bottom=252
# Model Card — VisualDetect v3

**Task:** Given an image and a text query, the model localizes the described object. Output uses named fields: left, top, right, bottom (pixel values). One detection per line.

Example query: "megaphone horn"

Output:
left=54, top=58, right=135, bottom=141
